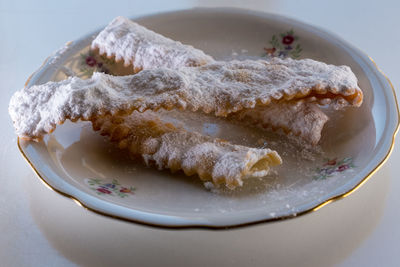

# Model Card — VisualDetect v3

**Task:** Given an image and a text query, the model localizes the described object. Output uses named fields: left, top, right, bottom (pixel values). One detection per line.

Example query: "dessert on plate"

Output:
left=9, top=16, right=363, bottom=189
left=92, top=16, right=362, bottom=144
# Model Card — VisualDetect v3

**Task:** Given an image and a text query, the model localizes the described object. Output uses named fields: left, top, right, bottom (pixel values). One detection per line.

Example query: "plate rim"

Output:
left=17, top=7, right=400, bottom=229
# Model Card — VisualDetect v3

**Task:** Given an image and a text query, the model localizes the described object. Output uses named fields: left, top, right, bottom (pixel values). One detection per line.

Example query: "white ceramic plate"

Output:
left=18, top=8, right=399, bottom=228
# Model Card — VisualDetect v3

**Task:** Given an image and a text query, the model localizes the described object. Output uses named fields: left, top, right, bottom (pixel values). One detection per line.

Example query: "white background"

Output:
left=1, top=0, right=399, bottom=266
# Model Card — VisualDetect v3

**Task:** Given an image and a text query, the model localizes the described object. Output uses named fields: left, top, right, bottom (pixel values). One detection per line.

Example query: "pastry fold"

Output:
left=91, top=16, right=214, bottom=71
left=231, top=101, right=329, bottom=145
left=9, top=59, right=361, bottom=140
left=92, top=110, right=282, bottom=189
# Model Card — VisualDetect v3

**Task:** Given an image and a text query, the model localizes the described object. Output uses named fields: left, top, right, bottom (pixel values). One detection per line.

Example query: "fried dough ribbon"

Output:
left=92, top=110, right=282, bottom=189
left=91, top=16, right=214, bottom=71
left=9, top=58, right=361, bottom=140
left=91, top=16, right=362, bottom=144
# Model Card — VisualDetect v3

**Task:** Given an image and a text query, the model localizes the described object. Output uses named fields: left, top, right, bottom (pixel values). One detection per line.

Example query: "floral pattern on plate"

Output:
left=85, top=178, right=135, bottom=198
left=264, top=29, right=302, bottom=58
left=79, top=51, right=115, bottom=77
left=314, top=157, right=355, bottom=180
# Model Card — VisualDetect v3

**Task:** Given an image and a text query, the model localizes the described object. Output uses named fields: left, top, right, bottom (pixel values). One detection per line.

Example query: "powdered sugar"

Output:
left=47, top=41, right=72, bottom=65
left=89, top=18, right=362, bottom=145
left=9, top=58, right=362, bottom=140
left=89, top=18, right=361, bottom=145
left=93, top=111, right=282, bottom=189
left=233, top=101, right=329, bottom=145
left=91, top=16, right=214, bottom=71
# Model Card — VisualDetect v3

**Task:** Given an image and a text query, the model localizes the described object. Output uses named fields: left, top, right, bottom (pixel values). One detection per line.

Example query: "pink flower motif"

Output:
left=86, top=56, right=97, bottom=67
left=97, top=188, right=111, bottom=194
left=282, top=35, right=294, bottom=45
left=337, top=165, right=349, bottom=172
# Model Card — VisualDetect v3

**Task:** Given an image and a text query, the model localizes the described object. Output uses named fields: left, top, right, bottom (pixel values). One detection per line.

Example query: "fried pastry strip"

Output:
left=91, top=17, right=363, bottom=144
left=231, top=100, right=329, bottom=145
left=92, top=111, right=282, bottom=189
left=157, top=102, right=329, bottom=145
left=91, top=16, right=214, bottom=71
left=9, top=59, right=362, bottom=140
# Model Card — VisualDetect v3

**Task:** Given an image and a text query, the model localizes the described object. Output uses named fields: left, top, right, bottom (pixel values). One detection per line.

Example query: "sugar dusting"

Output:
left=47, top=42, right=72, bottom=65
left=91, top=16, right=214, bottom=70
left=93, top=110, right=282, bottom=189
left=9, top=57, right=362, bottom=140
left=158, top=108, right=326, bottom=193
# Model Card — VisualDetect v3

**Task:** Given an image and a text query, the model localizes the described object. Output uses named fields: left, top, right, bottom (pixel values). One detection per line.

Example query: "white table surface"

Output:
left=1, top=0, right=399, bottom=266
